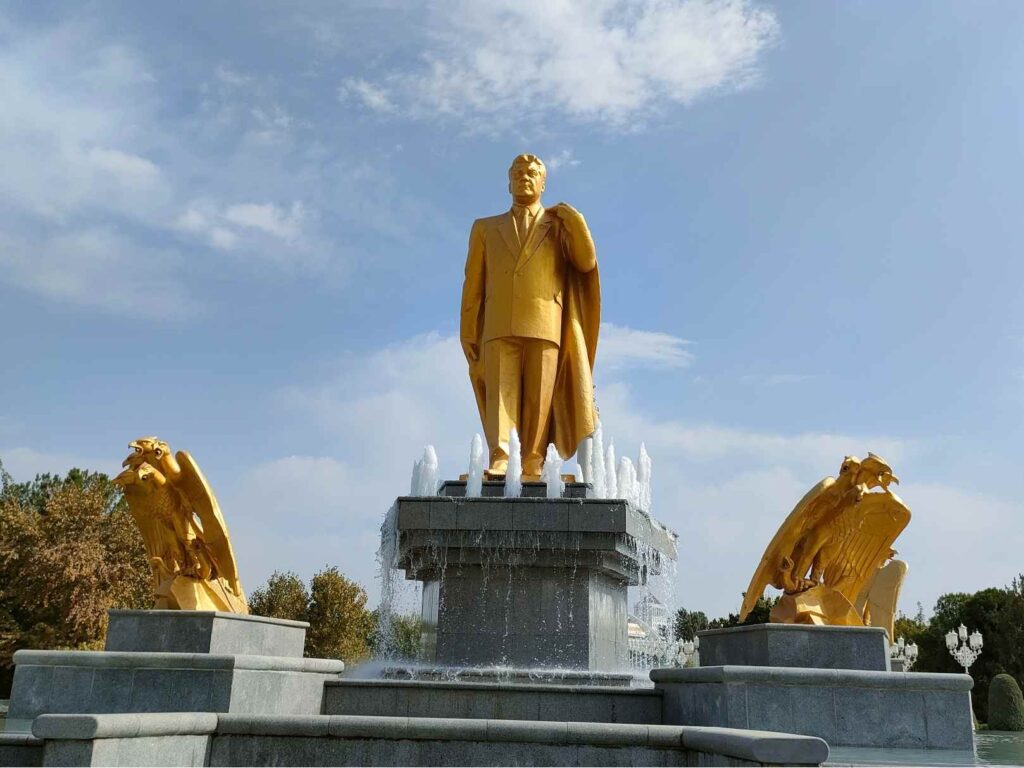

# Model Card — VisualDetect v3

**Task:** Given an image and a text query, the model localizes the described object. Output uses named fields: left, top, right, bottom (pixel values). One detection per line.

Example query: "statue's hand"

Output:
left=462, top=340, right=480, bottom=364
left=549, top=202, right=584, bottom=225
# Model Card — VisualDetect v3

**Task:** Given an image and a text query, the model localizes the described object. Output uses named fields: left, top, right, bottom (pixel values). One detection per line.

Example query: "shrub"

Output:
left=988, top=674, right=1024, bottom=731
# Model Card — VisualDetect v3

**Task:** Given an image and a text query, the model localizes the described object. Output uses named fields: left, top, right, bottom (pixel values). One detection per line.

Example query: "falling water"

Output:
left=604, top=439, right=618, bottom=498
left=505, top=428, right=522, bottom=497
left=467, top=435, right=485, bottom=497
left=541, top=443, right=564, bottom=499
left=637, top=443, right=652, bottom=513
left=375, top=502, right=400, bottom=657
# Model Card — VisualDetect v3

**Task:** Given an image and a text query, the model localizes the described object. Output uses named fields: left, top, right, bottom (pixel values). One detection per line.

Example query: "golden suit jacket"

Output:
left=460, top=206, right=601, bottom=457
left=460, top=207, right=596, bottom=346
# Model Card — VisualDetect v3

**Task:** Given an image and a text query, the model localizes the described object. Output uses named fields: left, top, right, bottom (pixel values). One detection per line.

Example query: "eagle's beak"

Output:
left=890, top=474, right=900, bottom=486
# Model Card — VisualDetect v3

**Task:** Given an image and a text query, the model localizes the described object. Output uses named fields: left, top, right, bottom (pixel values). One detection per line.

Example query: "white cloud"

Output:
left=545, top=149, right=581, bottom=172
left=346, top=0, right=779, bottom=129
left=85, top=148, right=162, bottom=187
left=339, top=78, right=395, bottom=113
left=0, top=228, right=198, bottom=321
left=223, top=202, right=306, bottom=240
left=599, top=323, right=695, bottom=370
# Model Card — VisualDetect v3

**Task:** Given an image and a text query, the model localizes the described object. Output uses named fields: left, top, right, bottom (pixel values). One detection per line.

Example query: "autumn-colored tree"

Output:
left=0, top=461, right=151, bottom=691
left=248, top=571, right=309, bottom=623
left=306, top=567, right=375, bottom=662
left=248, top=567, right=377, bottom=663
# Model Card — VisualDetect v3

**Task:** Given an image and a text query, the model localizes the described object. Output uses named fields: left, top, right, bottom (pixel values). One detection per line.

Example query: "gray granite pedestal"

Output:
left=4, top=611, right=343, bottom=735
left=393, top=482, right=677, bottom=670
left=653, top=624, right=974, bottom=750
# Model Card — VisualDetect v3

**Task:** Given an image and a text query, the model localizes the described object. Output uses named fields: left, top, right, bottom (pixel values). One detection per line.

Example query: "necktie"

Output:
left=515, top=207, right=531, bottom=245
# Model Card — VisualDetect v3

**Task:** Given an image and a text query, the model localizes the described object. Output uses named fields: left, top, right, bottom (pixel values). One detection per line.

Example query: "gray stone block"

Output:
left=7, top=652, right=343, bottom=728
left=697, top=624, right=890, bottom=671
left=654, top=665, right=973, bottom=750
left=0, top=734, right=43, bottom=767
left=105, top=610, right=307, bottom=658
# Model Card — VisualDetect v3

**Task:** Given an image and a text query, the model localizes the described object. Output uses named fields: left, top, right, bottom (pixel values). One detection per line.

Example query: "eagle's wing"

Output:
left=854, top=559, right=908, bottom=641
left=739, top=477, right=836, bottom=621
left=175, top=450, right=245, bottom=601
left=820, top=491, right=911, bottom=615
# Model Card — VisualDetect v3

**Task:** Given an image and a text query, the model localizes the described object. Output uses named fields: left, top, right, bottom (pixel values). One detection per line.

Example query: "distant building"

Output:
left=632, top=593, right=670, bottom=639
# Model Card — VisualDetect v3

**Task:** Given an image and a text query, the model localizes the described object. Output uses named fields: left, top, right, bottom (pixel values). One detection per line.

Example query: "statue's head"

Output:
left=508, top=154, right=546, bottom=204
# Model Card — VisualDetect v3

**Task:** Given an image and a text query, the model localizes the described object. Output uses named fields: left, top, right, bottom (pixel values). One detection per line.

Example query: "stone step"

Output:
left=5, top=650, right=343, bottom=733
left=29, top=712, right=831, bottom=767
left=323, top=679, right=663, bottom=724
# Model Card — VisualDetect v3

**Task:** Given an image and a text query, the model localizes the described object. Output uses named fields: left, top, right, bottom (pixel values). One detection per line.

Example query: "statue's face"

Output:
left=508, top=161, right=545, bottom=201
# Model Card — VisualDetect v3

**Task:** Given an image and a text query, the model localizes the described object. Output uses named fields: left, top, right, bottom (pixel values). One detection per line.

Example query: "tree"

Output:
left=306, top=567, right=375, bottom=662
left=248, top=567, right=377, bottom=663
left=708, top=595, right=777, bottom=628
left=368, top=610, right=424, bottom=659
left=0, top=461, right=151, bottom=693
left=248, top=571, right=309, bottom=623
left=673, top=607, right=709, bottom=641
left=910, top=583, right=1024, bottom=723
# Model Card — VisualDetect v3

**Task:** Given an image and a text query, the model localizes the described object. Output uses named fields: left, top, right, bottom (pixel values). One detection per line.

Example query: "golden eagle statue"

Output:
left=114, top=437, right=248, bottom=613
left=739, top=454, right=910, bottom=639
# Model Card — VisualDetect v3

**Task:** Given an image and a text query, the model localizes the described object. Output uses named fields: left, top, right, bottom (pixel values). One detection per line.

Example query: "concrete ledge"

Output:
left=12, top=650, right=343, bottom=673
left=0, top=733, right=43, bottom=768
left=23, top=713, right=829, bottom=767
left=216, top=713, right=827, bottom=759
left=106, top=610, right=308, bottom=658
left=681, top=726, right=829, bottom=766
left=651, top=665, right=974, bottom=690
left=108, top=609, right=308, bottom=628
left=654, top=664, right=974, bottom=749
left=34, top=713, right=219, bottom=740
left=323, top=678, right=662, bottom=724
left=327, top=678, right=650, bottom=695
left=696, top=624, right=890, bottom=672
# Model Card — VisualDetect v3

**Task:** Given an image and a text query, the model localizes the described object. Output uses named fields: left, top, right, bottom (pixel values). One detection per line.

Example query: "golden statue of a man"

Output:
left=460, top=154, right=600, bottom=477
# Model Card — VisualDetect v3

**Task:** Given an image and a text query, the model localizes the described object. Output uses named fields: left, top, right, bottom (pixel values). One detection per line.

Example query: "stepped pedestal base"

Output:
left=394, top=489, right=677, bottom=671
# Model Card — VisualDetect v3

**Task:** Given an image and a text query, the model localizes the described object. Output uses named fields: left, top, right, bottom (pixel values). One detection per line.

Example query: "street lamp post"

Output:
left=678, top=634, right=700, bottom=667
left=945, top=623, right=983, bottom=674
left=890, top=636, right=919, bottom=671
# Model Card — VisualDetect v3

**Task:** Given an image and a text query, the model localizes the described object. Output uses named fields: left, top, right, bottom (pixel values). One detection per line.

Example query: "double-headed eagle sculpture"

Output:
left=114, top=438, right=247, bottom=614
left=740, top=453, right=910, bottom=639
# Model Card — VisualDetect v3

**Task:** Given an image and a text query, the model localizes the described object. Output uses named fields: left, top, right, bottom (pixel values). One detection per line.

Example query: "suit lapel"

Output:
left=516, top=206, right=550, bottom=272
left=497, top=211, right=519, bottom=263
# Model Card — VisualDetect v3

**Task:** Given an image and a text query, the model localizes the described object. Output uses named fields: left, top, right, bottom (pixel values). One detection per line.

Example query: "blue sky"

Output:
left=2, top=0, right=1023, bottom=620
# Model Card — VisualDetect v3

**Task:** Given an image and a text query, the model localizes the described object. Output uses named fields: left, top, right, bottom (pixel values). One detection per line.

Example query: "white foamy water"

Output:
left=410, top=445, right=440, bottom=496
left=541, top=443, right=564, bottom=499
left=467, top=434, right=485, bottom=497
left=590, top=422, right=607, bottom=498
left=505, top=428, right=523, bottom=497
left=604, top=439, right=618, bottom=498
left=637, top=443, right=652, bottom=512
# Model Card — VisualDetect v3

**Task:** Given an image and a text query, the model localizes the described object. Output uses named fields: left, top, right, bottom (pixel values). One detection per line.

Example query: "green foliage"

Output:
left=989, top=674, right=1024, bottom=731
left=708, top=595, right=777, bottom=628
left=369, top=611, right=424, bottom=660
left=306, top=567, right=375, bottom=662
left=0, top=461, right=151, bottom=684
left=905, top=579, right=1024, bottom=723
left=248, top=567, right=376, bottom=663
left=248, top=571, right=309, bottom=623
left=673, top=607, right=709, bottom=641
